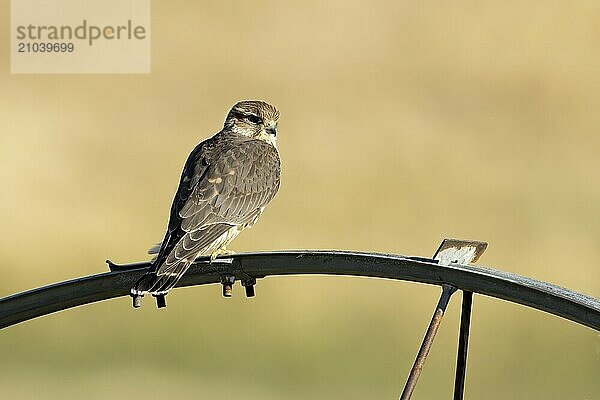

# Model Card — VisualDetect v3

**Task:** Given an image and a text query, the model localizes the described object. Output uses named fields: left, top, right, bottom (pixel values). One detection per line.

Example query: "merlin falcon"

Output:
left=131, top=100, right=281, bottom=308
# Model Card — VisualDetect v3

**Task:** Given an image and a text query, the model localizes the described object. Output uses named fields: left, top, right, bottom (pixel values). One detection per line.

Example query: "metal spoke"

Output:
left=399, top=284, right=457, bottom=400
left=453, top=290, right=473, bottom=400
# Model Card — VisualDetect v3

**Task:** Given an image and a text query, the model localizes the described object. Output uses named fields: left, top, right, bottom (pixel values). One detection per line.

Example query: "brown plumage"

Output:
left=131, top=100, right=281, bottom=305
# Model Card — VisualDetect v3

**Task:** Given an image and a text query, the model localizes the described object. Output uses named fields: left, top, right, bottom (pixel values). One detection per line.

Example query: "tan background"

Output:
left=1, top=1, right=599, bottom=399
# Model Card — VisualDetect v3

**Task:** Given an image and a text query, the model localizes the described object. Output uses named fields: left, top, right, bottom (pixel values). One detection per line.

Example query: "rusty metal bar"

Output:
left=453, top=290, right=473, bottom=400
left=399, top=284, right=458, bottom=400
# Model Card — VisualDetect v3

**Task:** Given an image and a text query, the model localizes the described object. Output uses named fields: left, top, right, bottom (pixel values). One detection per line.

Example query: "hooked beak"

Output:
left=266, top=123, right=277, bottom=137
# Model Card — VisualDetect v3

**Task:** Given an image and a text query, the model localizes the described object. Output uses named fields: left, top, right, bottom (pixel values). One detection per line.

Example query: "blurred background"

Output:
left=1, top=1, right=599, bottom=398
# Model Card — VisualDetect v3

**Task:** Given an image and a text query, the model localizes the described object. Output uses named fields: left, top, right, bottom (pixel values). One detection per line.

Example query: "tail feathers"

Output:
left=131, top=260, right=190, bottom=296
left=147, top=242, right=161, bottom=255
left=147, top=242, right=162, bottom=263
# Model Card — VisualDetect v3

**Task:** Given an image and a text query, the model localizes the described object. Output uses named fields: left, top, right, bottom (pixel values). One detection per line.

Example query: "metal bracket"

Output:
left=400, top=238, right=488, bottom=400
left=220, top=274, right=236, bottom=297
left=242, top=278, right=257, bottom=298
left=154, top=294, right=166, bottom=308
left=132, top=294, right=143, bottom=308
left=433, top=239, right=488, bottom=265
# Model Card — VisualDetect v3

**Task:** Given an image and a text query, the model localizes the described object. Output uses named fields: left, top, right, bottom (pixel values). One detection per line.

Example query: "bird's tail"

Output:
left=131, top=224, right=234, bottom=307
left=130, top=259, right=192, bottom=305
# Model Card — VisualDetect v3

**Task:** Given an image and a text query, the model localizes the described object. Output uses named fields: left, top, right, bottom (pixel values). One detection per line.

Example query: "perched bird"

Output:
left=131, top=100, right=281, bottom=308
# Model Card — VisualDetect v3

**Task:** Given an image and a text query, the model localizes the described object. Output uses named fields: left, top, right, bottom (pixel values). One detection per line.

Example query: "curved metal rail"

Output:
left=2, top=250, right=598, bottom=330
left=3, top=249, right=599, bottom=399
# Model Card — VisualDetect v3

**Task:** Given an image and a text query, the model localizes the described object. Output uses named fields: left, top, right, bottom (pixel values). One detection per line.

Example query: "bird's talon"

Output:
left=210, top=248, right=236, bottom=262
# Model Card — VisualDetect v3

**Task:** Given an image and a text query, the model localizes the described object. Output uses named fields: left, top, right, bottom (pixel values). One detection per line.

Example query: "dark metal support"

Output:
left=2, top=247, right=598, bottom=397
left=400, top=284, right=458, bottom=400
left=154, top=294, right=167, bottom=308
left=2, top=251, right=599, bottom=330
left=453, top=290, right=473, bottom=400
left=242, top=278, right=256, bottom=297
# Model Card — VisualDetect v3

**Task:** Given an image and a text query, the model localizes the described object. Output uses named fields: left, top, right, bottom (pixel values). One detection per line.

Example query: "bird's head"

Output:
left=224, top=100, right=280, bottom=146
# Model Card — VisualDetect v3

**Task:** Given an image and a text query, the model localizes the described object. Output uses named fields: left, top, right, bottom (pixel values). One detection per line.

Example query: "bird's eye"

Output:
left=246, top=114, right=262, bottom=124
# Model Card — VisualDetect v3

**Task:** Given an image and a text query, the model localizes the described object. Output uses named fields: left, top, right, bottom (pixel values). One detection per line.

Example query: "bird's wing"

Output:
left=149, top=140, right=210, bottom=265
left=153, top=138, right=280, bottom=277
